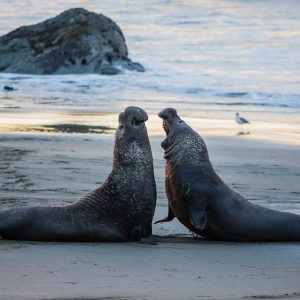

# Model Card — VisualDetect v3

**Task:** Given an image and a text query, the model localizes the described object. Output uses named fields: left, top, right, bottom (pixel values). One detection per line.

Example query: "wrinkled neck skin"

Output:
left=111, top=125, right=154, bottom=182
left=162, top=125, right=212, bottom=170
left=74, top=112, right=155, bottom=216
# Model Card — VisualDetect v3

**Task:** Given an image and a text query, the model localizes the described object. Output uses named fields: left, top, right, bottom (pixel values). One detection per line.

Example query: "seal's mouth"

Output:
left=162, top=120, right=169, bottom=134
left=162, top=119, right=185, bottom=135
left=158, top=107, right=184, bottom=149
left=158, top=107, right=182, bottom=137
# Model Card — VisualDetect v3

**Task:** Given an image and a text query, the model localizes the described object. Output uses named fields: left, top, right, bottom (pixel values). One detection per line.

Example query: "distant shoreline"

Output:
left=0, top=106, right=299, bottom=146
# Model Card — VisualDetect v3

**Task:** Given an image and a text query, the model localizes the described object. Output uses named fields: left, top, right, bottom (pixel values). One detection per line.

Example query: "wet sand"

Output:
left=0, top=132, right=300, bottom=299
left=1, top=107, right=300, bottom=145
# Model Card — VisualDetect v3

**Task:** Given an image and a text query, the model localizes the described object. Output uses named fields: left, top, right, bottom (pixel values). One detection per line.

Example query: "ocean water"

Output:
left=0, top=0, right=300, bottom=123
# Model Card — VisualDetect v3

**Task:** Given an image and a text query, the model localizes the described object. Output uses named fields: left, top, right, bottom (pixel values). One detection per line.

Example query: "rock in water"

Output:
left=0, top=8, right=144, bottom=75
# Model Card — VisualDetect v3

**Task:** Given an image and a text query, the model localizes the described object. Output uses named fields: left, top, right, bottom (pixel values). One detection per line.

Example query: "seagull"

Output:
left=2, top=85, right=16, bottom=98
left=235, top=113, right=250, bottom=134
left=235, top=112, right=249, bottom=125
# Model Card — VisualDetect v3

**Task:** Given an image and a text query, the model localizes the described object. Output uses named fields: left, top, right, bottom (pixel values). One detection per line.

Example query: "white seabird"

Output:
left=235, top=112, right=250, bottom=125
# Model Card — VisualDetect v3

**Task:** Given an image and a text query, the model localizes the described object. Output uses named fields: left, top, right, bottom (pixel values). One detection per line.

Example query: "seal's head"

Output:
left=158, top=107, right=189, bottom=150
left=158, top=108, right=209, bottom=166
left=118, top=106, right=148, bottom=135
left=114, top=106, right=152, bottom=167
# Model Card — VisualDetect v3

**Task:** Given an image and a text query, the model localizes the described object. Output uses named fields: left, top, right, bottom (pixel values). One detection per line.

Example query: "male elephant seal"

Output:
left=0, top=106, right=156, bottom=242
left=155, top=107, right=300, bottom=242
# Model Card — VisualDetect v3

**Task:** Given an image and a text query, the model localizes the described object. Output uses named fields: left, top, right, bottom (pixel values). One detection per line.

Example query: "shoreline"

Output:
left=0, top=106, right=299, bottom=146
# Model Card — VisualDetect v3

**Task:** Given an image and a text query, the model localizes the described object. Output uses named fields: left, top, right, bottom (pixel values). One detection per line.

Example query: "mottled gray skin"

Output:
left=0, top=107, right=156, bottom=242
left=156, top=107, right=300, bottom=242
left=0, top=8, right=144, bottom=75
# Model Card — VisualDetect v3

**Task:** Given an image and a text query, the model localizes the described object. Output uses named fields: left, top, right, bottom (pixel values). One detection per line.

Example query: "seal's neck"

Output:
left=164, top=131, right=211, bottom=168
left=112, top=138, right=154, bottom=179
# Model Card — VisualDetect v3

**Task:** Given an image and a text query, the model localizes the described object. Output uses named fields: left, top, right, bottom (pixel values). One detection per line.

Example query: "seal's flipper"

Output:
left=189, top=209, right=207, bottom=230
left=154, top=204, right=175, bottom=224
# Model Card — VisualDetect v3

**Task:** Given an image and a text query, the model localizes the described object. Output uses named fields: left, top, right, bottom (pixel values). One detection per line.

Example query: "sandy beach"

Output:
left=1, top=129, right=300, bottom=300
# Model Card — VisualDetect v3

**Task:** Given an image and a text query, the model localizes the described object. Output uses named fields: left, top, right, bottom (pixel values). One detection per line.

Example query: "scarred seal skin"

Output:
left=156, top=107, right=300, bottom=242
left=0, top=106, right=156, bottom=242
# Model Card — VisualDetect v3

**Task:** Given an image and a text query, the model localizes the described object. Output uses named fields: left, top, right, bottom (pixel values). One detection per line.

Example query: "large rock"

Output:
left=0, top=8, right=144, bottom=75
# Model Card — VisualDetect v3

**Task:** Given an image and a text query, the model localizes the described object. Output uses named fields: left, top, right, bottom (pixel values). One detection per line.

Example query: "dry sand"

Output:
left=0, top=132, right=300, bottom=300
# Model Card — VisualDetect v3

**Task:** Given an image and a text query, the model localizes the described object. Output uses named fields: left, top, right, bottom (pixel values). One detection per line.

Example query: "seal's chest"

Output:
left=169, top=186, right=189, bottom=222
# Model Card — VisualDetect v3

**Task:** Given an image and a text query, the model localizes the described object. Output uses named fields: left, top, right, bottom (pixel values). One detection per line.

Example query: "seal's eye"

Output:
left=179, top=120, right=184, bottom=123
left=119, top=125, right=124, bottom=130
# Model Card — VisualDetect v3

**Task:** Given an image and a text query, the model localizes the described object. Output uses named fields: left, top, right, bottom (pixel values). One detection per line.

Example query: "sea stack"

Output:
left=0, top=8, right=144, bottom=75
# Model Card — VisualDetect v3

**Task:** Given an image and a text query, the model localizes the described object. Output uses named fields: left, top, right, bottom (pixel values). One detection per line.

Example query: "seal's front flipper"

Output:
left=189, top=209, right=207, bottom=230
left=154, top=204, right=175, bottom=224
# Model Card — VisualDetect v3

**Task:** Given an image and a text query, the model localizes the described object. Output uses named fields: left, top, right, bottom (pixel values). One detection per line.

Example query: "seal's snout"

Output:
left=119, top=106, right=148, bottom=127
left=130, top=107, right=148, bottom=125
left=158, top=107, right=178, bottom=120
left=158, top=108, right=182, bottom=135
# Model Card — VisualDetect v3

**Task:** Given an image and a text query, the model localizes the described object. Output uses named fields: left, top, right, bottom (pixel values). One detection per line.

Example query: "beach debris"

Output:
left=2, top=85, right=16, bottom=98
left=0, top=8, right=144, bottom=75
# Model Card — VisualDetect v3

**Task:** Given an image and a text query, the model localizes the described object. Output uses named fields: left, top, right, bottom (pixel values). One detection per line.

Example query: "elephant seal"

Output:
left=155, top=107, right=300, bottom=242
left=0, top=106, right=156, bottom=242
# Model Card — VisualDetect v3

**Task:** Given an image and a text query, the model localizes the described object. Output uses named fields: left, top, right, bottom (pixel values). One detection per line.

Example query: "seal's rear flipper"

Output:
left=154, top=204, right=175, bottom=224
left=189, top=209, right=207, bottom=231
